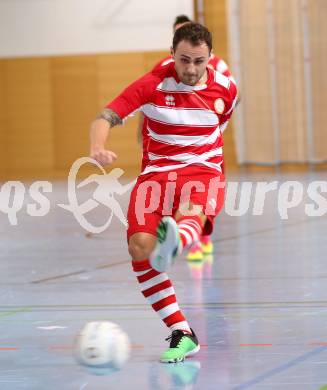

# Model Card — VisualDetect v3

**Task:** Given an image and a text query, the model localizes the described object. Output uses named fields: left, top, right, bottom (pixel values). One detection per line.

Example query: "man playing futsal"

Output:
left=89, top=23, right=237, bottom=363
left=139, top=15, right=236, bottom=262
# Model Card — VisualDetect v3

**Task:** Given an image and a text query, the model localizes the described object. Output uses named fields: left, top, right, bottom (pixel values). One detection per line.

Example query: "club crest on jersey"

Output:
left=165, top=95, right=175, bottom=106
left=214, top=98, right=225, bottom=114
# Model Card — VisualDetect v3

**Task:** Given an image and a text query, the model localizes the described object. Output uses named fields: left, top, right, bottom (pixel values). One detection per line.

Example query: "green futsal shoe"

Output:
left=160, top=329, right=200, bottom=363
left=150, top=216, right=180, bottom=272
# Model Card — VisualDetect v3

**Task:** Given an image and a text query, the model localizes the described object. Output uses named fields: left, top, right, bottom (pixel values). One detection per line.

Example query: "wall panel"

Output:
left=97, top=53, right=145, bottom=175
left=274, top=0, right=307, bottom=162
left=51, top=56, right=98, bottom=171
left=5, top=58, right=54, bottom=175
left=143, top=51, right=170, bottom=73
left=309, top=0, right=327, bottom=161
left=0, top=60, right=7, bottom=179
left=204, top=0, right=238, bottom=170
left=227, top=0, right=327, bottom=165
left=240, top=0, right=275, bottom=163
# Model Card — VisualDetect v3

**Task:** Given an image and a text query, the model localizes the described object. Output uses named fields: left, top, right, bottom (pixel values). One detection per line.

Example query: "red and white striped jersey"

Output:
left=139, top=55, right=236, bottom=172
left=107, top=61, right=237, bottom=176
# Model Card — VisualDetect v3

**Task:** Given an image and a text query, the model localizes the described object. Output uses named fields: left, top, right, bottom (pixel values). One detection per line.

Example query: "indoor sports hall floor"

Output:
left=1, top=171, right=327, bottom=390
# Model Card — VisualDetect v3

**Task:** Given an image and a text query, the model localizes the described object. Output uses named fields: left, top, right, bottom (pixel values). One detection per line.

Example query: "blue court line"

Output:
left=232, top=345, right=327, bottom=390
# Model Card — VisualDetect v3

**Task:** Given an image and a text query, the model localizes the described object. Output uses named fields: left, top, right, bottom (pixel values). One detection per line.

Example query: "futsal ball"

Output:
left=74, top=321, right=130, bottom=369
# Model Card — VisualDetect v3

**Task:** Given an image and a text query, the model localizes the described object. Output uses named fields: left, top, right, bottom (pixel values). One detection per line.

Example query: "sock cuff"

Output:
left=132, top=259, right=152, bottom=272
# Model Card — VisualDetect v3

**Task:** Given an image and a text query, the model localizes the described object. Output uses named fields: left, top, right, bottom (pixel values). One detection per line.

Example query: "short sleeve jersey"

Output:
left=107, top=61, right=237, bottom=176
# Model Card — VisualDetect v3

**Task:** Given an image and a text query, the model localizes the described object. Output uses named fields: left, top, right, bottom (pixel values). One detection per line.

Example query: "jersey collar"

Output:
left=171, top=66, right=214, bottom=91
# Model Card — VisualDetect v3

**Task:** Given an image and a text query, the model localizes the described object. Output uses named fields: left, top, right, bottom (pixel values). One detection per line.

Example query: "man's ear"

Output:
left=170, top=46, right=174, bottom=58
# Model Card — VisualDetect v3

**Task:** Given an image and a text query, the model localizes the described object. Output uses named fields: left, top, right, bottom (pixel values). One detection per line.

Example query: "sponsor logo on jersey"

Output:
left=165, top=95, right=175, bottom=106
left=214, top=98, right=225, bottom=114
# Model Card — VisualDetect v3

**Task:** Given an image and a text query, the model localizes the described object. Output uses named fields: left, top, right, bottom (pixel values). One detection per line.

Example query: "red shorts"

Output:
left=127, top=166, right=225, bottom=241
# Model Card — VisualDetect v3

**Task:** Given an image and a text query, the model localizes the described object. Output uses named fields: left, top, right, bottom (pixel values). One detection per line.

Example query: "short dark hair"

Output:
left=173, top=15, right=192, bottom=29
left=172, top=22, right=212, bottom=52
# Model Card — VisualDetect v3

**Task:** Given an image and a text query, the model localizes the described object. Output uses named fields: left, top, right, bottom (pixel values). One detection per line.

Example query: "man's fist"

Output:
left=90, top=148, right=117, bottom=166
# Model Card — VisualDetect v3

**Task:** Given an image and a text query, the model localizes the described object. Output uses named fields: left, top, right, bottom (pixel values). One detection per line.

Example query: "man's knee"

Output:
left=128, top=233, right=156, bottom=261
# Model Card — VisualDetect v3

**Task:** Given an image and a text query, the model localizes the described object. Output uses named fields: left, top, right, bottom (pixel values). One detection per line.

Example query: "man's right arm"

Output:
left=89, top=70, right=158, bottom=166
left=89, top=108, right=122, bottom=166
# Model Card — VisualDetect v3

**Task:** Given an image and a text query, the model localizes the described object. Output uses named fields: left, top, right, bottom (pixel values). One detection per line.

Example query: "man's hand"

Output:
left=90, top=148, right=117, bottom=166
left=89, top=109, right=122, bottom=166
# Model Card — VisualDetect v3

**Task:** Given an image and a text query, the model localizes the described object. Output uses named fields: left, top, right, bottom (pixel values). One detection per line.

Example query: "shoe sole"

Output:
left=150, top=217, right=179, bottom=272
left=202, top=246, right=213, bottom=255
left=187, top=255, right=204, bottom=262
left=160, top=344, right=200, bottom=363
left=202, top=250, right=213, bottom=255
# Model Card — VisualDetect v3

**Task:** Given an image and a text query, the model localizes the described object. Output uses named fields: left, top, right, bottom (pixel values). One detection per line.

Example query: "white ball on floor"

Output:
left=74, top=321, right=130, bottom=370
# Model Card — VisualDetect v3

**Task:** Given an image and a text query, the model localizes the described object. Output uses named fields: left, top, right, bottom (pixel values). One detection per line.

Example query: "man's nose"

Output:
left=186, top=62, right=196, bottom=73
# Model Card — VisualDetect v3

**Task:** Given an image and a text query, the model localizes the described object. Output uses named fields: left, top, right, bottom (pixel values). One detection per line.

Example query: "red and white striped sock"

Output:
left=176, top=215, right=203, bottom=255
left=132, top=259, right=191, bottom=334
